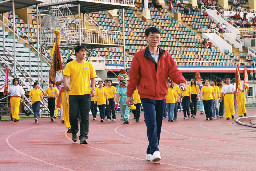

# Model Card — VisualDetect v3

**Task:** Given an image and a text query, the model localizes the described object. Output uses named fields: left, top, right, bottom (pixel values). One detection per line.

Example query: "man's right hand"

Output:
left=126, top=97, right=133, bottom=107
left=64, top=85, right=71, bottom=91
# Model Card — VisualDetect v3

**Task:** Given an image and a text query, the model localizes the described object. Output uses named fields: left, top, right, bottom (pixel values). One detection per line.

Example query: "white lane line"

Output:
left=64, top=130, right=204, bottom=171
left=6, top=126, right=74, bottom=171
left=115, top=124, right=255, bottom=161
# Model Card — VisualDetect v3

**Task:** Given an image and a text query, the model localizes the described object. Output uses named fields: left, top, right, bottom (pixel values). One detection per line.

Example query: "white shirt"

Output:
left=221, top=84, right=235, bottom=94
left=9, top=85, right=25, bottom=97
left=149, top=48, right=159, bottom=63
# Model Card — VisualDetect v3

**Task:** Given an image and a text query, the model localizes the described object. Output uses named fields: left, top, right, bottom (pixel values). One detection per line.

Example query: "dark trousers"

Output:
left=90, top=101, right=97, bottom=118
left=182, top=96, right=190, bottom=117
left=48, top=97, right=55, bottom=118
left=32, top=101, right=40, bottom=119
left=98, top=104, right=106, bottom=120
left=135, top=103, right=141, bottom=120
left=219, top=101, right=224, bottom=117
left=174, top=103, right=177, bottom=120
left=141, top=98, right=165, bottom=154
left=106, top=98, right=116, bottom=119
left=190, top=94, right=198, bottom=116
left=69, top=94, right=90, bottom=140
left=203, top=99, right=214, bottom=119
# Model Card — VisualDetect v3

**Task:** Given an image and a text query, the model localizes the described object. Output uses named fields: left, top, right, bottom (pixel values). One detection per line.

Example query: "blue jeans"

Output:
left=203, top=99, right=214, bottom=119
left=141, top=98, right=165, bottom=154
left=106, top=98, right=116, bottom=119
left=98, top=104, right=106, bottom=120
left=32, top=101, right=40, bottom=119
left=200, top=100, right=204, bottom=112
left=212, top=100, right=219, bottom=117
left=166, top=103, right=175, bottom=120
left=120, top=104, right=129, bottom=121
left=219, top=100, right=224, bottom=117
left=90, top=101, right=97, bottom=118
left=69, top=94, right=90, bottom=140
left=174, top=103, right=177, bottom=120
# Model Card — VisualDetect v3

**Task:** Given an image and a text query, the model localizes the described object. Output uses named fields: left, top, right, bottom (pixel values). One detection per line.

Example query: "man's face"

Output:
left=211, top=81, right=215, bottom=86
left=76, top=48, right=86, bottom=60
left=145, top=32, right=160, bottom=48
left=226, top=78, right=230, bottom=84
left=99, top=82, right=103, bottom=87
left=107, top=81, right=112, bottom=86
left=49, top=83, right=53, bottom=88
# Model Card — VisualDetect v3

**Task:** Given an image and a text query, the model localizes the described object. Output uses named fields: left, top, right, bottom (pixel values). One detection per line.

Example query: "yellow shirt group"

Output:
left=166, top=88, right=176, bottom=103
left=105, top=86, right=117, bottom=99
left=180, top=85, right=191, bottom=97
left=133, top=89, right=141, bottom=104
left=29, top=89, right=43, bottom=104
left=95, top=88, right=108, bottom=105
left=44, top=87, right=59, bottom=98
left=190, top=85, right=199, bottom=95
left=63, top=60, right=96, bottom=95
left=213, top=86, right=220, bottom=100
left=201, top=86, right=214, bottom=100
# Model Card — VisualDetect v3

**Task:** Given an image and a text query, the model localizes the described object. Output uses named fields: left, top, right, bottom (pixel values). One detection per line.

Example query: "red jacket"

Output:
left=127, top=47, right=185, bottom=100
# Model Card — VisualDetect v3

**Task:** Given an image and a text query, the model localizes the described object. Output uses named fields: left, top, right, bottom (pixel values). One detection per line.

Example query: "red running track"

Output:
left=1, top=109, right=256, bottom=171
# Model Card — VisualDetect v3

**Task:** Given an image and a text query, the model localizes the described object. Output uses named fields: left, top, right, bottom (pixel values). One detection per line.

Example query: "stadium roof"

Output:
left=0, top=0, right=42, bottom=13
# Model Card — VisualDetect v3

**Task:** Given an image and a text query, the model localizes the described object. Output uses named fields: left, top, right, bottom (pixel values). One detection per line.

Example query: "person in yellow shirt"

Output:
left=132, top=88, right=141, bottom=122
left=179, top=81, right=191, bottom=119
left=190, top=79, right=199, bottom=118
left=29, top=82, right=44, bottom=123
left=44, top=81, right=59, bottom=122
left=211, top=80, right=220, bottom=118
left=237, top=81, right=247, bottom=117
left=105, top=80, right=117, bottom=121
left=95, top=81, right=109, bottom=122
left=200, top=80, right=215, bottom=120
left=63, top=45, right=96, bottom=144
left=173, top=84, right=180, bottom=120
left=90, top=87, right=98, bottom=120
left=166, top=82, right=177, bottom=122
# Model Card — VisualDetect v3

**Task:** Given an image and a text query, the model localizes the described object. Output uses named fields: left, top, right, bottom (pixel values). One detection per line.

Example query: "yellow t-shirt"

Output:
left=190, top=85, right=199, bottom=95
left=95, top=88, right=108, bottom=105
left=201, top=86, right=214, bottom=100
left=29, top=89, right=43, bottom=104
left=63, top=60, right=96, bottom=95
left=180, top=85, right=191, bottom=97
left=105, top=86, right=117, bottom=99
left=166, top=88, right=176, bottom=103
left=173, top=86, right=179, bottom=101
left=213, top=86, right=220, bottom=100
left=133, top=89, right=141, bottom=104
left=44, top=87, right=59, bottom=98
left=90, top=87, right=97, bottom=101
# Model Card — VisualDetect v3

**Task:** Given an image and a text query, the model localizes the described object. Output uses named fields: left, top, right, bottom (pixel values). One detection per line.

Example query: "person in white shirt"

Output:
left=220, top=77, right=236, bottom=120
left=8, top=78, right=25, bottom=122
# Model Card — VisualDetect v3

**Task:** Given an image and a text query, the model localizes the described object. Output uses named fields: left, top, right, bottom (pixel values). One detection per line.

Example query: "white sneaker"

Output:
left=112, top=119, right=116, bottom=121
left=107, top=119, right=111, bottom=121
left=150, top=151, right=161, bottom=162
left=146, top=154, right=152, bottom=161
left=93, top=118, right=96, bottom=120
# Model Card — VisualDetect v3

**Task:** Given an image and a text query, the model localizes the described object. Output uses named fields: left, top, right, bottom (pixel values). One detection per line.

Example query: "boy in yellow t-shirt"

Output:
left=211, top=80, right=220, bottom=118
left=44, top=81, right=59, bottom=122
left=179, top=82, right=191, bottom=119
left=190, top=79, right=199, bottom=118
left=95, top=81, right=109, bottom=122
left=132, top=88, right=141, bottom=122
left=105, top=80, right=117, bottom=121
left=90, top=87, right=98, bottom=120
left=166, top=82, right=177, bottom=122
left=200, top=80, right=215, bottom=120
left=173, top=84, right=180, bottom=120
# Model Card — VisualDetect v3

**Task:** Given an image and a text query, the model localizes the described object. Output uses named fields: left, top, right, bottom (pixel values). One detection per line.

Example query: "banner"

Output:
left=244, top=65, right=249, bottom=92
left=3, top=67, right=8, bottom=95
left=235, top=63, right=241, bottom=92
left=49, top=30, right=63, bottom=83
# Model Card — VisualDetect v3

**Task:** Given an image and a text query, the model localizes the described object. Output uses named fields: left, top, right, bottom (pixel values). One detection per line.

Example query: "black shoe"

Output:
left=100, top=119, right=104, bottom=122
left=200, top=112, right=204, bottom=115
left=168, top=119, right=171, bottom=122
left=72, top=134, right=78, bottom=142
left=51, top=117, right=55, bottom=122
left=206, top=118, right=209, bottom=120
left=14, top=119, right=19, bottom=122
left=67, top=128, right=71, bottom=133
left=244, top=113, right=246, bottom=117
left=80, top=138, right=88, bottom=144
left=192, top=115, right=195, bottom=118
left=217, top=115, right=219, bottom=117
left=226, top=117, right=230, bottom=120
left=171, top=119, right=174, bottom=122
left=123, top=121, right=129, bottom=124
left=210, top=117, right=212, bottom=120
left=62, top=120, right=65, bottom=124
left=232, top=115, right=234, bottom=119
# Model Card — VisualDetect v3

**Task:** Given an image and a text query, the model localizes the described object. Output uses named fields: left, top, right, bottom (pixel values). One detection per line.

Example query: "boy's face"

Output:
left=49, top=83, right=53, bottom=88
left=99, top=82, right=103, bottom=87
left=76, top=48, right=86, bottom=60
left=145, top=32, right=160, bottom=48
left=107, top=81, right=112, bottom=86
left=226, top=78, right=231, bottom=84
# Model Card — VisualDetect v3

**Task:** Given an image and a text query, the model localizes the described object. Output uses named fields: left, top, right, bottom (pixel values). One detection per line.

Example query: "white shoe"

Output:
left=112, top=119, right=116, bottom=121
left=146, top=154, right=152, bottom=161
left=93, top=118, right=96, bottom=120
left=107, top=119, right=110, bottom=121
left=150, top=151, right=161, bottom=162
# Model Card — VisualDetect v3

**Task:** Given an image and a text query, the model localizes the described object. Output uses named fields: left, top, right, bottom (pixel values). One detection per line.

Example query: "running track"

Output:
left=1, top=109, right=256, bottom=171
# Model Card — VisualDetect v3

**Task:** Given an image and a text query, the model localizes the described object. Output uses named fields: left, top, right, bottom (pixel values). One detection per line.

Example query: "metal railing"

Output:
left=248, top=47, right=256, bottom=57
left=40, top=0, right=134, bottom=6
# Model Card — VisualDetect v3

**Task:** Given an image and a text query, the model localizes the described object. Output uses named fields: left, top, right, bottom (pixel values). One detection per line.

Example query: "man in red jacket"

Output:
left=126, top=27, right=186, bottom=162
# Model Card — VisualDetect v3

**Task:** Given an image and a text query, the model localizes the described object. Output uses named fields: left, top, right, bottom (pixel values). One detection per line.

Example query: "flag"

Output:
left=235, top=63, right=241, bottom=92
left=3, top=67, right=8, bottom=96
left=244, top=65, right=249, bottom=92
left=49, top=30, right=63, bottom=83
